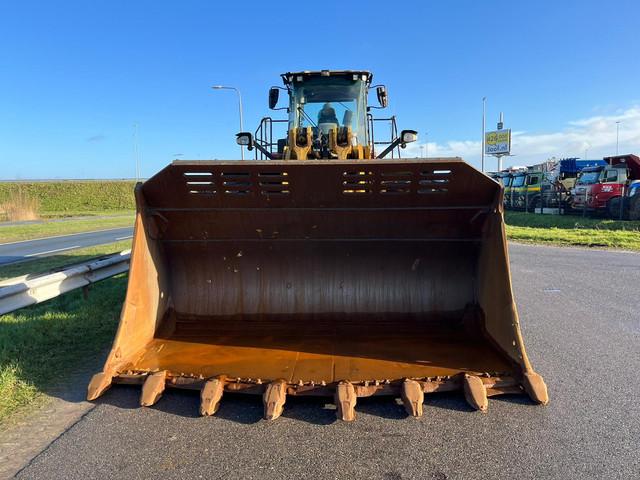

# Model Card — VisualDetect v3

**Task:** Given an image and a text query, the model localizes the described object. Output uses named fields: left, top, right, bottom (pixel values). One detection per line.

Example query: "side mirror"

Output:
left=268, top=88, right=279, bottom=110
left=376, top=86, right=388, bottom=108
left=236, top=132, right=254, bottom=150
left=400, top=129, right=418, bottom=147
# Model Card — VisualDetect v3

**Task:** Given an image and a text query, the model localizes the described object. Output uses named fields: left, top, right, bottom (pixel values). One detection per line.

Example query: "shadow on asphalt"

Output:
left=90, top=384, right=536, bottom=425
left=489, top=393, right=538, bottom=406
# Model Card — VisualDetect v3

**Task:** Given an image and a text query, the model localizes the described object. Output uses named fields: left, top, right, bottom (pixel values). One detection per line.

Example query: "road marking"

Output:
left=24, top=245, right=81, bottom=257
left=0, top=227, right=134, bottom=247
left=116, top=235, right=133, bottom=240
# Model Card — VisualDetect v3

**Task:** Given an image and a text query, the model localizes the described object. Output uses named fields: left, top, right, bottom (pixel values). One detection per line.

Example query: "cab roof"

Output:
left=282, top=70, right=373, bottom=86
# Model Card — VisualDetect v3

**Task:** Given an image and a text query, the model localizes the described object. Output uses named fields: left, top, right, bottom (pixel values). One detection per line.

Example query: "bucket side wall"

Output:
left=476, top=208, right=531, bottom=371
left=101, top=187, right=171, bottom=373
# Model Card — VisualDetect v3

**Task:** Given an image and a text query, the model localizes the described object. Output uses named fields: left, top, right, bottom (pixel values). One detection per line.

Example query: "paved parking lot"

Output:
left=12, top=243, right=640, bottom=479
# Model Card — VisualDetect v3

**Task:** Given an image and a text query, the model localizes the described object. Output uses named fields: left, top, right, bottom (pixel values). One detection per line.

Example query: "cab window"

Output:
left=603, top=170, right=618, bottom=182
left=526, top=175, right=539, bottom=186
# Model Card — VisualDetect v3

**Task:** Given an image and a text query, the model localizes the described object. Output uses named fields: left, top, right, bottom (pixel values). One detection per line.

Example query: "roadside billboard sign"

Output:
left=485, top=129, right=511, bottom=155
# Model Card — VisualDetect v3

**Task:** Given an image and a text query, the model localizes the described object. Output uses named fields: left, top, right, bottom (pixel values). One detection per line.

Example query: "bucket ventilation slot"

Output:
left=258, top=172, right=290, bottom=196
left=342, top=171, right=373, bottom=194
left=183, top=172, right=217, bottom=195
left=220, top=172, right=252, bottom=195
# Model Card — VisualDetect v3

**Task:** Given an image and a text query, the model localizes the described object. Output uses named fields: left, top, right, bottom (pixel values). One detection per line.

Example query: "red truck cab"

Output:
left=572, top=154, right=640, bottom=216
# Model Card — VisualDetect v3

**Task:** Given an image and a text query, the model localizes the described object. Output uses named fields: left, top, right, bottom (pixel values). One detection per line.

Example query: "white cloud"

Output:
left=404, top=106, right=640, bottom=171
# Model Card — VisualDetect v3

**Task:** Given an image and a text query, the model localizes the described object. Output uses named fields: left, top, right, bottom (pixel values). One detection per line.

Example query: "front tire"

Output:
left=607, top=198, right=624, bottom=219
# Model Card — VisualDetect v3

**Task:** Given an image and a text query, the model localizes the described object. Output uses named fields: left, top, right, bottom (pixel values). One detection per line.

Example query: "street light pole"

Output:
left=616, top=121, right=621, bottom=155
left=212, top=85, right=245, bottom=160
left=481, top=97, right=486, bottom=172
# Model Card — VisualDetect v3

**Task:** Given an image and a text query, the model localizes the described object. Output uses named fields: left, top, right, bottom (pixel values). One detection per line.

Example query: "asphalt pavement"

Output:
left=10, top=243, right=640, bottom=479
left=0, top=227, right=134, bottom=265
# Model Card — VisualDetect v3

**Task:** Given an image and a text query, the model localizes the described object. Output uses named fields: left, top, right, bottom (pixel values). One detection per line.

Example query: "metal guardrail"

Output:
left=0, top=250, right=131, bottom=315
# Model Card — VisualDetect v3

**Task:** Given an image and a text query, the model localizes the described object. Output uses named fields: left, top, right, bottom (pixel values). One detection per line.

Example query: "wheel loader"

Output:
left=88, top=70, right=548, bottom=421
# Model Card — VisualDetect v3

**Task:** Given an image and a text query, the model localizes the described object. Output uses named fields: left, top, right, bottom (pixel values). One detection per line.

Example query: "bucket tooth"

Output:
left=463, top=374, right=488, bottom=412
left=87, top=371, right=114, bottom=401
left=522, top=372, right=549, bottom=405
left=335, top=381, right=357, bottom=421
left=200, top=376, right=226, bottom=416
left=401, top=379, right=424, bottom=417
left=263, top=379, right=287, bottom=420
left=140, top=370, right=167, bottom=407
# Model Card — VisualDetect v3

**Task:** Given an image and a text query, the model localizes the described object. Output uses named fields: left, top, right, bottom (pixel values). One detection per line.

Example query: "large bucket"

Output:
left=88, top=158, right=548, bottom=420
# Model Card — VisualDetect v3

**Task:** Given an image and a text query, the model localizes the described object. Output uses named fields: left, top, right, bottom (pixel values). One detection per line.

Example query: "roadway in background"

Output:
left=0, top=227, right=134, bottom=265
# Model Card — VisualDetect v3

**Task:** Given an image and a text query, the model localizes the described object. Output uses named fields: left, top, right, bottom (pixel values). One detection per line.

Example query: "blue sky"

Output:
left=1, top=0, right=639, bottom=179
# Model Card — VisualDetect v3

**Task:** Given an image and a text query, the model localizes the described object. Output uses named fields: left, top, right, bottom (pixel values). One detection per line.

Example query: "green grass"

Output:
left=0, top=215, right=134, bottom=243
left=0, top=241, right=131, bottom=281
left=0, top=181, right=136, bottom=214
left=505, top=211, right=640, bottom=250
left=0, top=242, right=131, bottom=423
left=0, top=275, right=125, bottom=424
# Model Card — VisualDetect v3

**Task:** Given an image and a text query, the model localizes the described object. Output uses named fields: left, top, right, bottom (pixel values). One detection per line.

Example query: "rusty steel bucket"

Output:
left=88, top=158, right=548, bottom=420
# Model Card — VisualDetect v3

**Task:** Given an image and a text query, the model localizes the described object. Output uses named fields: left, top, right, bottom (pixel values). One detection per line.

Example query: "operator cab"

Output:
left=285, top=71, right=370, bottom=156
left=236, top=70, right=416, bottom=160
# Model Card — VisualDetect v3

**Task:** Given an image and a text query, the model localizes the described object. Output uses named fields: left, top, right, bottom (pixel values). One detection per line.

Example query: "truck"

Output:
left=505, top=170, right=527, bottom=209
left=535, top=158, right=606, bottom=212
left=572, top=154, right=640, bottom=216
left=512, top=167, right=544, bottom=211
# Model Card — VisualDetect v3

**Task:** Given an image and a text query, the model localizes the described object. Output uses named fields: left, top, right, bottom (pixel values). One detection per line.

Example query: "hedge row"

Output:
left=0, top=181, right=136, bottom=212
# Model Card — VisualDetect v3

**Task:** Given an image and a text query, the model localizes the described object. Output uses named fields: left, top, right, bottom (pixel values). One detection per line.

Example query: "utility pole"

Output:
left=616, top=121, right=621, bottom=155
left=496, top=112, right=504, bottom=171
left=481, top=97, right=486, bottom=172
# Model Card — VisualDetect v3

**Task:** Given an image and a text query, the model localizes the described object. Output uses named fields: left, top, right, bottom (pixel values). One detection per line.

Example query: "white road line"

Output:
left=115, top=235, right=133, bottom=240
left=24, top=245, right=81, bottom=257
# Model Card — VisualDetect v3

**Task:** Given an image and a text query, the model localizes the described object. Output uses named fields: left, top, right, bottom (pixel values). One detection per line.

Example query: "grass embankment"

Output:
left=0, top=215, right=134, bottom=244
left=0, top=181, right=136, bottom=216
left=0, top=242, right=130, bottom=424
left=505, top=211, right=640, bottom=251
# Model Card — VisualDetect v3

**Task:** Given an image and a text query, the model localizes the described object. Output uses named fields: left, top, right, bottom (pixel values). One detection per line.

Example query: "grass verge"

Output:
left=40, top=209, right=135, bottom=219
left=505, top=211, right=640, bottom=250
left=0, top=215, right=134, bottom=243
left=0, top=242, right=131, bottom=423
left=0, top=275, right=125, bottom=424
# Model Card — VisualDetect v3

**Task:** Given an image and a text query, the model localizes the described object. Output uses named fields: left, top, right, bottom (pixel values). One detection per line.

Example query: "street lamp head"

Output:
left=212, top=85, right=224, bottom=89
